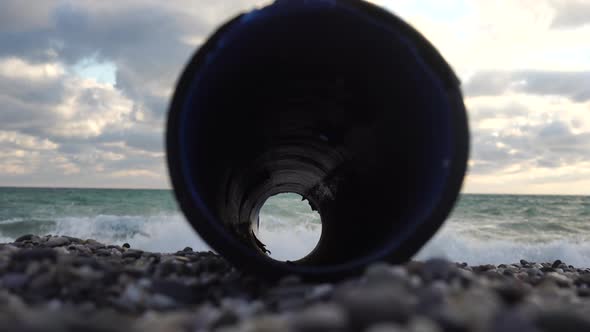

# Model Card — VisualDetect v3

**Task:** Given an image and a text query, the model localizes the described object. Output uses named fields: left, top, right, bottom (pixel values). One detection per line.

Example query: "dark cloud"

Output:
left=0, top=95, right=62, bottom=132
left=0, top=1, right=212, bottom=124
left=550, top=0, right=590, bottom=29
left=0, top=75, right=66, bottom=107
left=470, top=120, right=590, bottom=175
left=0, top=0, right=56, bottom=32
left=464, top=70, right=590, bottom=101
left=0, top=0, right=262, bottom=187
left=4, top=0, right=589, bottom=190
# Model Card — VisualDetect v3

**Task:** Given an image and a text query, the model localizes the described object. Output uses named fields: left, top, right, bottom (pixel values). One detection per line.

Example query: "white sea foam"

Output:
left=47, top=213, right=321, bottom=259
left=417, top=224, right=590, bottom=266
left=258, top=219, right=590, bottom=266
left=258, top=216, right=322, bottom=261
left=2, top=212, right=590, bottom=267
left=48, top=214, right=210, bottom=253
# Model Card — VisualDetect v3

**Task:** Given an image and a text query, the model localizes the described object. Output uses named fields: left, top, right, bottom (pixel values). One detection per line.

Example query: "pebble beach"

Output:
left=1, top=235, right=590, bottom=332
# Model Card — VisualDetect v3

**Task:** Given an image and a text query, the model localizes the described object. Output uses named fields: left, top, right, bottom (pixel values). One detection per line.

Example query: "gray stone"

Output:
left=45, top=236, right=70, bottom=248
left=422, top=258, right=457, bottom=282
left=408, top=317, right=442, bottom=332
left=1, top=273, right=29, bottom=289
left=70, top=265, right=104, bottom=280
left=492, top=310, right=540, bottom=332
left=151, top=279, right=196, bottom=304
left=416, top=284, right=447, bottom=315
left=279, top=275, right=303, bottom=286
left=247, top=315, right=292, bottom=332
left=305, top=284, right=334, bottom=302
left=542, top=272, right=573, bottom=288
left=535, top=310, right=590, bottom=332
left=494, top=282, right=529, bottom=305
left=146, top=294, right=177, bottom=310
left=527, top=268, right=543, bottom=278
left=14, top=234, right=39, bottom=242
left=365, top=323, right=405, bottom=332
left=12, top=248, right=57, bottom=262
left=290, top=303, right=348, bottom=332
left=190, top=304, right=224, bottom=330
left=365, top=263, right=408, bottom=285
left=83, top=239, right=105, bottom=250
left=122, top=250, right=143, bottom=259
left=334, top=284, right=414, bottom=329
left=62, top=236, right=83, bottom=244
left=120, top=283, right=146, bottom=307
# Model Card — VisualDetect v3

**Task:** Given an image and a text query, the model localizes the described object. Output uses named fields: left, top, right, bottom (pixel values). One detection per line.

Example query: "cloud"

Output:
left=463, top=90, right=590, bottom=194
left=0, top=0, right=57, bottom=33
left=0, top=57, right=64, bottom=81
left=464, top=70, right=590, bottom=101
left=469, top=119, right=590, bottom=178
left=550, top=0, right=590, bottom=28
left=468, top=102, right=530, bottom=122
left=0, top=0, right=589, bottom=193
left=0, top=1, right=271, bottom=189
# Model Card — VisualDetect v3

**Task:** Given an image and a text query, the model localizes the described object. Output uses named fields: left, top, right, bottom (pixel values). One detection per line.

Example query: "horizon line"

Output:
left=0, top=185, right=588, bottom=197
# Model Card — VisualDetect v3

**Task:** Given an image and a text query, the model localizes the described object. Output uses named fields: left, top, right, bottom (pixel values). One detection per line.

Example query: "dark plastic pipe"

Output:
left=167, top=0, right=469, bottom=280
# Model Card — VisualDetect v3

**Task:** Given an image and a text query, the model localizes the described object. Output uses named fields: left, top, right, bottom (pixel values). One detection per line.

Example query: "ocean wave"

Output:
left=0, top=214, right=210, bottom=254
left=258, top=215, right=322, bottom=261
left=1, top=212, right=589, bottom=267
left=0, top=218, right=26, bottom=225
left=417, top=225, right=590, bottom=267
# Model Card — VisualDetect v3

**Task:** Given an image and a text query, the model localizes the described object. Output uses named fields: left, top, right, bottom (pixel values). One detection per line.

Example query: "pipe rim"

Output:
left=166, top=0, right=469, bottom=280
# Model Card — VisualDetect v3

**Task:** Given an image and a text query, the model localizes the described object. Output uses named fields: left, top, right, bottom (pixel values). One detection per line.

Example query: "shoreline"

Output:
left=1, top=235, right=589, bottom=331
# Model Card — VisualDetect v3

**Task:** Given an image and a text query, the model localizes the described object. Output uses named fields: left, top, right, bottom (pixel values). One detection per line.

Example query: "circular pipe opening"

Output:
left=167, top=0, right=469, bottom=280
left=257, top=193, right=322, bottom=262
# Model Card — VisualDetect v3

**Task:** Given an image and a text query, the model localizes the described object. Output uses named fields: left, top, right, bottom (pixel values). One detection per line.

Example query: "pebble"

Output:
left=122, top=250, right=143, bottom=259
left=151, top=279, right=196, bottom=304
left=120, top=283, right=146, bottom=307
left=305, top=283, right=333, bottom=302
left=334, top=283, right=414, bottom=329
left=0, top=235, right=588, bottom=332
left=247, top=315, right=292, bottom=332
left=421, top=258, right=457, bottom=282
left=408, top=317, right=442, bottom=332
left=535, top=310, right=590, bottom=332
left=492, top=310, right=539, bottom=332
left=146, top=294, right=177, bottom=310
left=46, top=236, right=70, bottom=247
left=12, top=247, right=57, bottom=262
left=365, top=322, right=405, bottom=332
left=289, top=303, right=348, bottom=332
left=494, top=281, right=530, bottom=305
left=14, top=234, right=39, bottom=242
left=1, top=273, right=29, bottom=289
left=527, top=268, right=543, bottom=278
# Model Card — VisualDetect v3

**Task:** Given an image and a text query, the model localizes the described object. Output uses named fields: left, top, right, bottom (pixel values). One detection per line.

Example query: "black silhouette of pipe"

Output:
left=167, top=0, right=469, bottom=280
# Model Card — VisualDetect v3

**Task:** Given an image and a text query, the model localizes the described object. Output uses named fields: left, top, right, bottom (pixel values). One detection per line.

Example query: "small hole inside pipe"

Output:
left=257, top=193, right=322, bottom=262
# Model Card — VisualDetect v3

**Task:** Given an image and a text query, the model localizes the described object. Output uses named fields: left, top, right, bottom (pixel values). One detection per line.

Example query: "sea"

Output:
left=1, top=187, right=589, bottom=266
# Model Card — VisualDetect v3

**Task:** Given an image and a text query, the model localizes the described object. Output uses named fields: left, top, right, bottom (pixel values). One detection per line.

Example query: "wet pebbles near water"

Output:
left=1, top=235, right=590, bottom=332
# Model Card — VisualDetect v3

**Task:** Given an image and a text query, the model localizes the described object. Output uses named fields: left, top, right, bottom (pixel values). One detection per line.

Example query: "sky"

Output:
left=0, top=0, right=589, bottom=194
